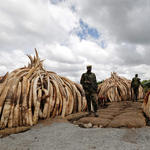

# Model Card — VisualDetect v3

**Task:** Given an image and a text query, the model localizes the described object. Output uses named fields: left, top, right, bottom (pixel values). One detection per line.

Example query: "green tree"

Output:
left=97, top=80, right=104, bottom=85
left=141, top=79, right=150, bottom=93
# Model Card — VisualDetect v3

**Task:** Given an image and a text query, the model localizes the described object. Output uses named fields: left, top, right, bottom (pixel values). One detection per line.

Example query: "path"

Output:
left=69, top=100, right=146, bottom=128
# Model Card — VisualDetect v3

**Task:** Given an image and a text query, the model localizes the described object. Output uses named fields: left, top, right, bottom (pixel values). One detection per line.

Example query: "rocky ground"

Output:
left=73, top=100, right=146, bottom=128
left=0, top=100, right=149, bottom=150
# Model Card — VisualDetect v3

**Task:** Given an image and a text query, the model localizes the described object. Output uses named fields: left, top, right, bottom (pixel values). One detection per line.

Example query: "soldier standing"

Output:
left=80, top=65, right=98, bottom=117
left=131, top=74, right=141, bottom=102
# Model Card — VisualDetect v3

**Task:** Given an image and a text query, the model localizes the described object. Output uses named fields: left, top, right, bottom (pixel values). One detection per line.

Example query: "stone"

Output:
left=83, top=123, right=92, bottom=128
left=99, top=125, right=103, bottom=128
left=77, top=117, right=111, bottom=127
left=73, top=121, right=77, bottom=124
left=93, top=125, right=98, bottom=128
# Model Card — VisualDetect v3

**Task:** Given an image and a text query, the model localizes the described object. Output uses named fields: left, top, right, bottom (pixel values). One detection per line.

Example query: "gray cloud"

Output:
left=73, top=0, right=150, bottom=44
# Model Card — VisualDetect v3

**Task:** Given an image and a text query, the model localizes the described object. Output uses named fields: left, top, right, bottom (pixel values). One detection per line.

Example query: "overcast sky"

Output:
left=0, top=0, right=150, bottom=83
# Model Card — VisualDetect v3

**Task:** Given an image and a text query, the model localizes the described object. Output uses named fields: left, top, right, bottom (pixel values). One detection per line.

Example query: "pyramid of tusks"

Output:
left=142, top=91, right=150, bottom=118
left=97, top=72, right=144, bottom=102
left=0, top=49, right=87, bottom=129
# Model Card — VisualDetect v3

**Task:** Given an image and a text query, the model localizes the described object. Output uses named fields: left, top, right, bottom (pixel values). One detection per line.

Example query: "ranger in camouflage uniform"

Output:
left=131, top=74, right=141, bottom=102
left=80, top=65, right=98, bottom=117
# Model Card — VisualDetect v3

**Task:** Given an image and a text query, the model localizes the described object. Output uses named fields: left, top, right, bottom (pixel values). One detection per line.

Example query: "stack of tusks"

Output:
left=142, top=90, right=150, bottom=119
left=0, top=49, right=87, bottom=130
left=98, top=71, right=144, bottom=102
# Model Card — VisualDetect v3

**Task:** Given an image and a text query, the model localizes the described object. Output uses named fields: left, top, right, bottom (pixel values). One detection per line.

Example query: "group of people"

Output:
left=80, top=65, right=141, bottom=117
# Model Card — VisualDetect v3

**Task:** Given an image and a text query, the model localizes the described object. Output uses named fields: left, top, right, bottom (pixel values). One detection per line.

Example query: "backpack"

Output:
left=132, top=77, right=140, bottom=88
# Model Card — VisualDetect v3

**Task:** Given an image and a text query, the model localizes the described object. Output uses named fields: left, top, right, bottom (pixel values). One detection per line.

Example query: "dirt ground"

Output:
left=65, top=99, right=146, bottom=128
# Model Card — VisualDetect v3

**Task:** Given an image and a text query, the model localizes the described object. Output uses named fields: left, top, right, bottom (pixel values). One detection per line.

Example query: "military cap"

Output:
left=87, top=65, right=92, bottom=68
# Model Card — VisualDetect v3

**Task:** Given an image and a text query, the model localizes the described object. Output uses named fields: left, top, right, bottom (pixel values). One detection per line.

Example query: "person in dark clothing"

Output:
left=80, top=65, right=98, bottom=117
left=131, top=74, right=141, bottom=102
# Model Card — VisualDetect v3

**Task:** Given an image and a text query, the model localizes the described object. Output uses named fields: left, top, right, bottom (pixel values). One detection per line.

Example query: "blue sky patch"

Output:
left=101, top=41, right=105, bottom=49
left=50, top=0, right=62, bottom=5
left=77, top=19, right=100, bottom=40
left=70, top=5, right=76, bottom=12
left=88, top=28, right=99, bottom=39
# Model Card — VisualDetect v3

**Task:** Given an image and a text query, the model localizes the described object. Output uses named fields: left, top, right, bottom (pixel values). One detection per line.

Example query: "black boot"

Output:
left=86, top=101, right=91, bottom=116
left=94, top=105, right=98, bottom=117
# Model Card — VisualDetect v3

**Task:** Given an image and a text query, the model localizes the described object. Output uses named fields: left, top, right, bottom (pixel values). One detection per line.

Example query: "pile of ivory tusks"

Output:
left=142, top=91, right=150, bottom=118
left=98, top=71, right=144, bottom=102
left=0, top=49, right=87, bottom=129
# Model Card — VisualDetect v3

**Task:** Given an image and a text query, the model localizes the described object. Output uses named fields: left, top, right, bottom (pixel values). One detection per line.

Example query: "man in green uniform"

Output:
left=131, top=74, right=141, bottom=102
left=80, top=65, right=98, bottom=117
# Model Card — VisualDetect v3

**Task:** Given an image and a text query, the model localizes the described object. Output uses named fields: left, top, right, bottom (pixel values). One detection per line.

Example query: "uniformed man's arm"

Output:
left=80, top=74, right=85, bottom=85
left=80, top=74, right=91, bottom=84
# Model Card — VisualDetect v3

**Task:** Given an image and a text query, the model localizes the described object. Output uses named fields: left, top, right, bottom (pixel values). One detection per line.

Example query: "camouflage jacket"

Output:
left=80, top=72, right=98, bottom=93
left=131, top=77, right=141, bottom=89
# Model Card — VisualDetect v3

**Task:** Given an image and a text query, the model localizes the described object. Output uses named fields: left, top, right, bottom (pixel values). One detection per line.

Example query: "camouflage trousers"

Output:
left=85, top=91, right=98, bottom=107
left=133, top=88, right=139, bottom=101
left=133, top=87, right=139, bottom=95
